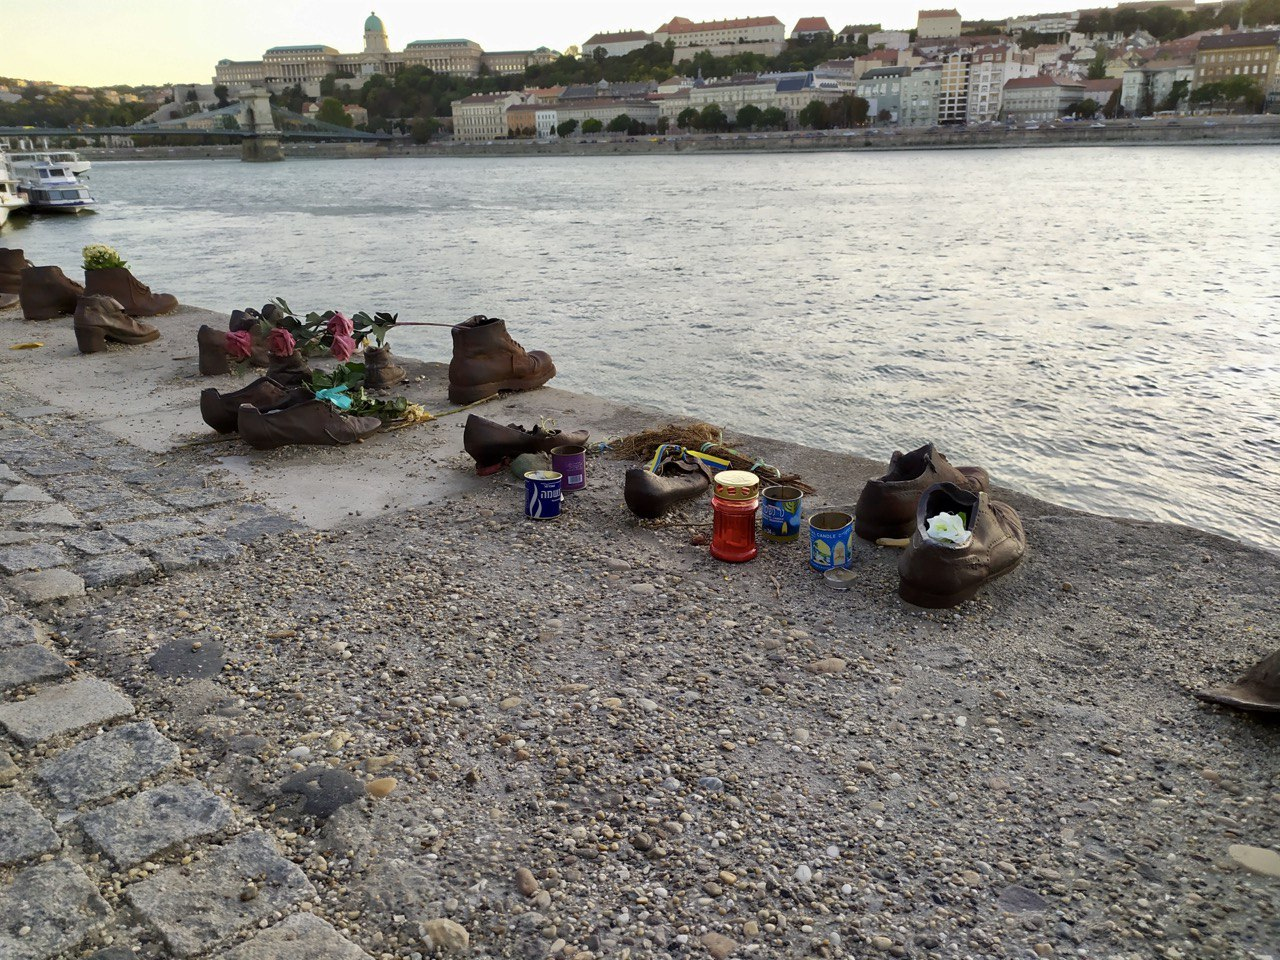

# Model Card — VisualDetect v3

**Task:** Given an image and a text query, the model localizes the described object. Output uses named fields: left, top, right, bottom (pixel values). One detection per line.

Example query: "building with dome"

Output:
left=213, top=11, right=557, bottom=97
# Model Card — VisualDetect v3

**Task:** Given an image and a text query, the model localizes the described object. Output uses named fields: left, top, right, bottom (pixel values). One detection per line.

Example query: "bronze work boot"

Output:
left=83, top=266, right=178, bottom=317
left=624, top=449, right=714, bottom=519
left=855, top=443, right=990, bottom=542
left=197, top=325, right=233, bottom=376
left=73, top=295, right=160, bottom=353
left=0, top=248, right=33, bottom=295
left=19, top=265, right=84, bottom=320
left=462, top=415, right=589, bottom=475
left=897, top=482, right=1025, bottom=609
left=230, top=309, right=270, bottom=366
left=199, top=377, right=298, bottom=433
left=364, top=345, right=406, bottom=390
left=265, top=352, right=312, bottom=389
left=448, top=315, right=556, bottom=404
left=237, top=400, right=382, bottom=450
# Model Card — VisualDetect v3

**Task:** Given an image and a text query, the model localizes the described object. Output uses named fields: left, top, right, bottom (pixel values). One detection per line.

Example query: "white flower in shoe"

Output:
left=925, top=511, right=971, bottom=547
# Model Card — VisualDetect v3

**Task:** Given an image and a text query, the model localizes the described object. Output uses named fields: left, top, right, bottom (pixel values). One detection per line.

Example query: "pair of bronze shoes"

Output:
left=462, top=415, right=588, bottom=475
left=856, top=443, right=1025, bottom=609
left=200, top=377, right=380, bottom=450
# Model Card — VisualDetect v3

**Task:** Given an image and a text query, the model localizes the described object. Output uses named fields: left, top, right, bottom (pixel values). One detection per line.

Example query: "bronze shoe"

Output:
left=73, top=295, right=160, bottom=353
left=462, top=414, right=589, bottom=475
left=83, top=266, right=178, bottom=317
left=448, top=315, right=556, bottom=404
left=237, top=400, right=382, bottom=450
left=229, top=308, right=271, bottom=366
left=19, top=265, right=84, bottom=321
left=199, top=377, right=297, bottom=433
left=0, top=248, right=33, bottom=295
left=855, top=443, right=990, bottom=542
left=0, top=292, right=17, bottom=311
left=897, top=482, right=1025, bottom=609
left=1194, top=649, right=1280, bottom=714
left=364, top=345, right=406, bottom=390
left=624, top=449, right=714, bottom=519
left=265, top=352, right=313, bottom=389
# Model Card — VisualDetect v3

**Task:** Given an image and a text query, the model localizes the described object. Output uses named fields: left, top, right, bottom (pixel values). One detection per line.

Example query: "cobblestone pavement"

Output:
left=0, top=387, right=373, bottom=959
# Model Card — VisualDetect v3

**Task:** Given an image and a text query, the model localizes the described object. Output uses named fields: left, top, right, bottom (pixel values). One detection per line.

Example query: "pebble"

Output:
left=366, top=777, right=397, bottom=798
left=700, top=932, right=737, bottom=960
left=515, top=867, right=540, bottom=897
left=1228, top=844, right=1280, bottom=878
left=805, top=658, right=847, bottom=674
left=422, top=917, right=469, bottom=954
left=794, top=864, right=812, bottom=882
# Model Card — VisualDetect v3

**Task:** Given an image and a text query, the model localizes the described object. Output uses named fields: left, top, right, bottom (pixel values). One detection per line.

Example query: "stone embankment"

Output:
left=0, top=302, right=1277, bottom=959
left=79, top=116, right=1280, bottom=162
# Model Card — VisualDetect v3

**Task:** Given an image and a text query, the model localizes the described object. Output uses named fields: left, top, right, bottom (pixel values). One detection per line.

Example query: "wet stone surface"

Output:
left=281, top=766, right=366, bottom=818
left=150, top=638, right=228, bottom=679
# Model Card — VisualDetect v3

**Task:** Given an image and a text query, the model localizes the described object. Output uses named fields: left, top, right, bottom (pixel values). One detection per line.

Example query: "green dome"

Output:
left=365, top=12, right=384, bottom=32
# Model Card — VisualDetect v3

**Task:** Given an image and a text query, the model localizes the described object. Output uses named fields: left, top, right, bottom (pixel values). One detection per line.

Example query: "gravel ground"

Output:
left=58, top=440, right=1279, bottom=960
left=7, top=304, right=1277, bottom=959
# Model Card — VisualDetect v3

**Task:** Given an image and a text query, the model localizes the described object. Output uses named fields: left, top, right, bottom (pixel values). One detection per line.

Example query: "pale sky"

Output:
left=11, top=1, right=1034, bottom=87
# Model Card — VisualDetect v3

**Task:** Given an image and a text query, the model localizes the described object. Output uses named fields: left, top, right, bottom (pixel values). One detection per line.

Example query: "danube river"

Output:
left=6, top=148, right=1279, bottom=550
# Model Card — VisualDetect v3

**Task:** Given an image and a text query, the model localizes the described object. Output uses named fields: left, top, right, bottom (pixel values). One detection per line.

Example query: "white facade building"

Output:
left=582, top=30, right=654, bottom=57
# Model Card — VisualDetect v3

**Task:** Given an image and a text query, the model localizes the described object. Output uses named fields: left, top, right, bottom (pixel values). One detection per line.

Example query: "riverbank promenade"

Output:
left=0, top=302, right=1276, bottom=959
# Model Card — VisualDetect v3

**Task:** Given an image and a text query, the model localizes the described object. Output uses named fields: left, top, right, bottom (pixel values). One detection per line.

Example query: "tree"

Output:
left=1073, top=98, right=1100, bottom=118
left=556, top=118, right=578, bottom=137
left=582, top=117, right=603, bottom=133
left=656, top=116, right=670, bottom=133
left=699, top=103, right=728, bottom=131
left=1087, top=50, right=1108, bottom=81
left=798, top=99, right=832, bottom=129
left=877, top=108, right=892, bottom=123
left=217, top=114, right=240, bottom=130
left=214, top=85, right=230, bottom=108
left=316, top=97, right=353, bottom=127
left=830, top=94, right=870, bottom=127
left=320, top=74, right=337, bottom=97
left=1158, top=79, right=1189, bottom=112
left=411, top=116, right=439, bottom=142
left=761, top=106, right=787, bottom=130
left=735, top=103, right=763, bottom=130
left=607, top=113, right=632, bottom=132
left=677, top=106, right=699, bottom=130
left=185, top=88, right=199, bottom=102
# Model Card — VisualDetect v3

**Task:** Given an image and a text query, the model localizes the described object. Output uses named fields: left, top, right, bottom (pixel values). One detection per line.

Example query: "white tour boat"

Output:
left=0, top=156, right=30, bottom=226
left=9, top=154, right=95, bottom=213
left=8, top=149, right=92, bottom=178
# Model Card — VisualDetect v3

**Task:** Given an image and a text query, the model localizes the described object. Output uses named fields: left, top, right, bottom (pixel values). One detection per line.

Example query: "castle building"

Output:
left=214, top=12, right=557, bottom=97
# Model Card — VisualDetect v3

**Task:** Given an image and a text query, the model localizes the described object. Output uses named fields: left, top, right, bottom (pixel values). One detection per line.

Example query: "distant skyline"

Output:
left=17, top=1, right=1066, bottom=86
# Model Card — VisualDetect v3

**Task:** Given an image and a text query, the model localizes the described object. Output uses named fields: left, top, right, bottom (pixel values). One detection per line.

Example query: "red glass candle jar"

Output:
left=710, top=470, right=760, bottom=563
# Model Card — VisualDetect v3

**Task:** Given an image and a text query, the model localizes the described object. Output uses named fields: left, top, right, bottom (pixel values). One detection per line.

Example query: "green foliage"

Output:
left=319, top=74, right=337, bottom=97
left=676, top=106, right=699, bottom=130
left=606, top=113, right=632, bottom=132
left=656, top=116, right=669, bottom=133
left=1158, top=79, right=1189, bottom=112
left=1087, top=50, right=1108, bottom=81
left=877, top=107, right=892, bottom=123
left=1078, top=2, right=1252, bottom=41
left=82, top=244, right=128, bottom=272
left=798, top=99, right=832, bottom=129
left=185, top=89, right=199, bottom=102
left=218, top=114, right=241, bottom=130
left=411, top=116, right=439, bottom=143
left=734, top=103, right=764, bottom=130
left=1192, top=75, right=1265, bottom=112
left=761, top=106, right=787, bottom=130
left=699, top=103, right=729, bottom=132
left=316, top=97, right=353, bottom=127
left=556, top=118, right=578, bottom=137
left=830, top=94, right=870, bottom=127
left=1072, top=98, right=1101, bottom=118
left=581, top=117, right=603, bottom=133
left=214, top=85, right=230, bottom=108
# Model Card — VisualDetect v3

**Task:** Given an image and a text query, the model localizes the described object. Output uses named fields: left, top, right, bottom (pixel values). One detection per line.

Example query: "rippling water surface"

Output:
left=6, top=149, right=1278, bottom=550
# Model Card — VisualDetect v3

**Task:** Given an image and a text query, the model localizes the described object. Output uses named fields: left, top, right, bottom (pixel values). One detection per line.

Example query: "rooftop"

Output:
left=584, top=30, right=653, bottom=45
left=265, top=45, right=338, bottom=54
left=657, top=15, right=784, bottom=35
left=793, top=17, right=833, bottom=33
left=1197, top=30, right=1280, bottom=51
left=918, top=9, right=961, bottom=18
left=406, top=39, right=478, bottom=47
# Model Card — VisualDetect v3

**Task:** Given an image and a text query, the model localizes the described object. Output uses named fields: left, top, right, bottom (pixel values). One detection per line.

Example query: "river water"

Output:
left=5, top=149, right=1278, bottom=551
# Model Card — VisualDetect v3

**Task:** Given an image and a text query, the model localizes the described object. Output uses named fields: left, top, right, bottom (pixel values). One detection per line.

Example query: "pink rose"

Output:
left=330, top=334, right=356, bottom=362
left=327, top=312, right=354, bottom=339
left=267, top=327, right=296, bottom=358
left=225, top=330, right=253, bottom=360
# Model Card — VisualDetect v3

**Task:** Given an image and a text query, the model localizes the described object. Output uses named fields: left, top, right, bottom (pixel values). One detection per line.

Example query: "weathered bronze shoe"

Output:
left=448, top=315, right=556, bottom=404
left=230, top=308, right=271, bottom=366
left=199, top=377, right=296, bottom=433
left=265, top=352, right=313, bottom=389
left=1194, top=649, right=1280, bottom=714
left=855, top=443, right=990, bottom=542
left=197, top=324, right=233, bottom=376
left=897, top=482, right=1025, bottom=609
left=73, top=295, right=160, bottom=353
left=0, top=248, right=33, bottom=295
left=624, top=449, right=714, bottom=519
left=84, top=266, right=178, bottom=317
left=19, top=265, right=84, bottom=320
left=364, top=345, right=406, bottom=390
left=0, top=292, right=17, bottom=311
left=462, top=415, right=589, bottom=475
left=237, top=400, right=382, bottom=450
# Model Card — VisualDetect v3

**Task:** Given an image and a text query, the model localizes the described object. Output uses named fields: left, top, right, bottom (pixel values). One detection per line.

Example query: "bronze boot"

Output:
left=0, top=293, right=17, bottom=311
left=229, top=309, right=270, bottom=366
left=197, top=325, right=233, bottom=376
left=363, top=345, right=406, bottom=390
left=0, top=248, right=33, bottom=295
left=265, top=352, right=313, bottom=389
left=237, top=400, right=382, bottom=450
left=83, top=266, right=178, bottom=317
left=199, top=377, right=296, bottom=433
left=855, top=443, right=990, bottom=542
left=73, top=295, right=160, bottom=353
left=19, top=265, right=84, bottom=320
left=448, top=315, right=556, bottom=404
left=624, top=449, right=714, bottom=519
left=462, top=415, right=589, bottom=475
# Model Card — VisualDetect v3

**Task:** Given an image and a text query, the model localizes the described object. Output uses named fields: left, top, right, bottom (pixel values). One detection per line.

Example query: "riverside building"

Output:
left=213, top=12, right=556, bottom=97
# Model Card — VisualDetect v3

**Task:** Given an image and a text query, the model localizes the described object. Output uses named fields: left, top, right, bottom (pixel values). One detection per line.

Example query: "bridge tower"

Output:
left=240, top=87, right=284, bottom=162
